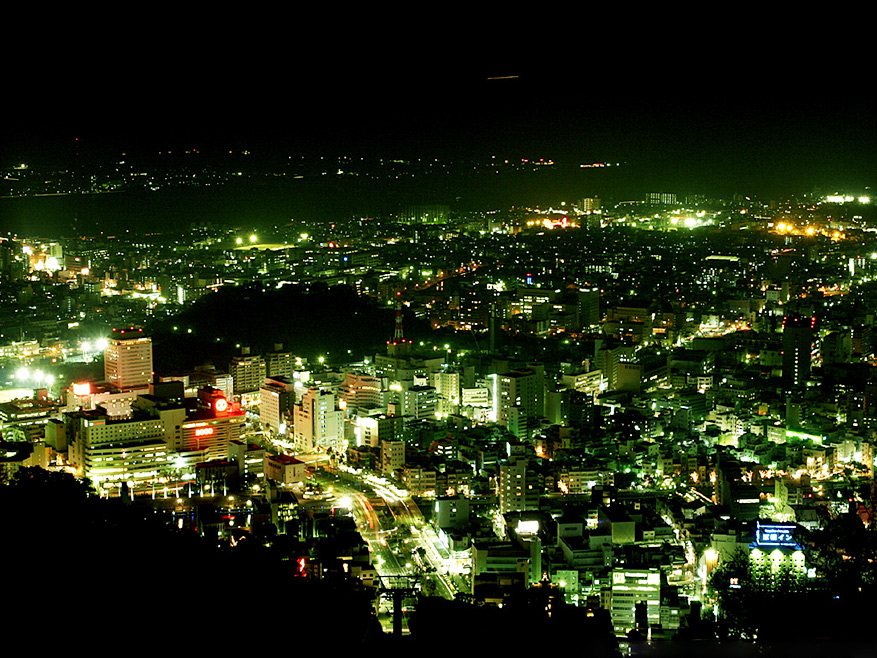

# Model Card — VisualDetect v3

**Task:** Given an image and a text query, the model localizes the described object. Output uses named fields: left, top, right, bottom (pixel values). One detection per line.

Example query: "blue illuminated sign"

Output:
left=755, top=522, right=799, bottom=548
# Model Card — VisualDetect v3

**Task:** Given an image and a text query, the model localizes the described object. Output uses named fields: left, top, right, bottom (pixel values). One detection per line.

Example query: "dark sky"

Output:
left=4, top=17, right=876, bottom=197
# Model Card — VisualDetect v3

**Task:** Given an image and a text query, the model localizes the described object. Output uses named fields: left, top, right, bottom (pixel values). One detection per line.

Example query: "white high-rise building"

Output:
left=292, top=388, right=345, bottom=453
left=104, top=330, right=153, bottom=391
left=491, top=369, right=543, bottom=439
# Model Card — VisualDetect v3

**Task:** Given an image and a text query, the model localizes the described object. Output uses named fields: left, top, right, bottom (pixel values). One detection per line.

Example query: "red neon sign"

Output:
left=194, top=427, right=215, bottom=437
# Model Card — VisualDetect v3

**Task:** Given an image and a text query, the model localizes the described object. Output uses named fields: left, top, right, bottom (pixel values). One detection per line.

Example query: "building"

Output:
left=266, top=344, right=295, bottom=379
left=176, top=390, right=246, bottom=464
left=292, top=387, right=344, bottom=453
left=381, top=439, right=405, bottom=475
left=103, top=329, right=153, bottom=391
left=610, top=568, right=662, bottom=633
left=339, top=372, right=384, bottom=412
left=259, top=377, right=294, bottom=434
left=782, top=314, right=815, bottom=386
left=66, top=408, right=169, bottom=489
left=434, top=495, right=470, bottom=531
left=264, top=453, right=307, bottom=486
left=228, top=440, right=266, bottom=480
left=498, top=453, right=540, bottom=514
left=491, top=368, right=544, bottom=439
left=399, top=384, right=438, bottom=420
left=229, top=350, right=267, bottom=395
left=748, top=521, right=807, bottom=586
left=401, top=204, right=449, bottom=225
left=354, top=412, right=404, bottom=449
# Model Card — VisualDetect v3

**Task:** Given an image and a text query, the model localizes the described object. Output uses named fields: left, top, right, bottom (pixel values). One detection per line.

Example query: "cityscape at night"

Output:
left=3, top=43, right=877, bottom=656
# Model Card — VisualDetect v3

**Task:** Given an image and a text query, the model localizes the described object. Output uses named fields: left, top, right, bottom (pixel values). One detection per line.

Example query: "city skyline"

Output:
left=3, top=24, right=877, bottom=654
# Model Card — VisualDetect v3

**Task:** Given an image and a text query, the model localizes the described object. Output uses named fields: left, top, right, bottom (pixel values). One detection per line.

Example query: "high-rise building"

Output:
left=292, top=388, right=344, bottom=453
left=354, top=412, right=403, bottom=448
left=104, top=329, right=153, bottom=391
left=491, top=368, right=544, bottom=439
left=229, top=349, right=266, bottom=395
left=498, top=454, right=540, bottom=514
left=782, top=314, right=815, bottom=386
left=266, top=344, right=294, bottom=379
left=173, top=388, right=246, bottom=465
left=259, top=377, right=295, bottom=434
left=577, top=289, right=601, bottom=328
left=381, top=438, right=405, bottom=475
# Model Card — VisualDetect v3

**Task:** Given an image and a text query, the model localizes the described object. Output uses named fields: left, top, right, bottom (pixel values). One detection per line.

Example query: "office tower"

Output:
left=577, top=289, right=601, bottom=328
left=491, top=368, right=544, bottom=439
left=104, top=328, right=153, bottom=391
left=229, top=348, right=266, bottom=394
left=782, top=315, right=815, bottom=386
left=498, top=453, right=539, bottom=514
left=292, top=388, right=344, bottom=453
left=266, top=343, right=294, bottom=378
left=259, top=377, right=295, bottom=434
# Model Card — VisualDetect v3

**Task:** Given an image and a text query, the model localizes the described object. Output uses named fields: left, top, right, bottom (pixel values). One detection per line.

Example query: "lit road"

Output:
left=316, top=470, right=457, bottom=599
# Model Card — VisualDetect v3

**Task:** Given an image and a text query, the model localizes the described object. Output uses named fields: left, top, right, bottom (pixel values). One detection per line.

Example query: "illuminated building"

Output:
left=264, top=453, right=306, bottom=485
left=65, top=408, right=169, bottom=489
left=291, top=387, right=344, bottom=453
left=646, top=192, right=676, bottom=205
left=401, top=464, right=436, bottom=496
left=577, top=289, right=601, bottom=328
left=176, top=389, right=246, bottom=464
left=610, top=568, right=662, bottom=633
left=749, top=521, right=807, bottom=585
left=259, top=377, right=294, bottom=433
left=491, top=367, right=544, bottom=439
left=353, top=412, right=403, bottom=448
left=63, top=381, right=145, bottom=418
left=0, top=236, right=25, bottom=281
left=431, top=369, right=461, bottom=408
left=338, top=372, right=384, bottom=412
left=228, top=440, right=266, bottom=479
left=400, top=204, right=449, bottom=225
left=229, top=349, right=266, bottom=395
left=0, top=398, right=59, bottom=431
left=103, top=329, right=153, bottom=391
left=499, top=448, right=540, bottom=514
left=782, top=314, right=815, bottom=386
left=380, top=438, right=405, bottom=475
left=398, top=384, right=438, bottom=420
left=266, top=344, right=295, bottom=379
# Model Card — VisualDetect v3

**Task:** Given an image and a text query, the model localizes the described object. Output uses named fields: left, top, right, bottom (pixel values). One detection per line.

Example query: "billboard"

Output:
left=756, top=522, right=799, bottom=548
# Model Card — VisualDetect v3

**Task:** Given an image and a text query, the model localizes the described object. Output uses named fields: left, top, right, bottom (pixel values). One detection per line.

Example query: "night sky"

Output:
left=4, top=18, right=876, bottom=199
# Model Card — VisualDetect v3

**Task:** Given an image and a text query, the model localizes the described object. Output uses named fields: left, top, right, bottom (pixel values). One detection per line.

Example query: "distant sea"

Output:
left=0, top=164, right=638, bottom=239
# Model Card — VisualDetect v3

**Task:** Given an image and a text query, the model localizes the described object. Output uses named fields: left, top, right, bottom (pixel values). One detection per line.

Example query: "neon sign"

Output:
left=194, top=427, right=215, bottom=437
left=756, top=522, right=799, bottom=548
left=214, top=398, right=229, bottom=413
